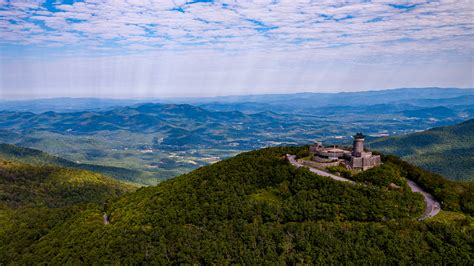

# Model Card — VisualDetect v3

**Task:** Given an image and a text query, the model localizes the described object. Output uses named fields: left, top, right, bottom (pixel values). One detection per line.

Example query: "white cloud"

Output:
left=0, top=0, right=472, bottom=97
left=0, top=0, right=471, bottom=56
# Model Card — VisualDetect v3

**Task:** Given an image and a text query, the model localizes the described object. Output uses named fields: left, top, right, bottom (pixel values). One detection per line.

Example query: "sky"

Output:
left=0, top=0, right=473, bottom=99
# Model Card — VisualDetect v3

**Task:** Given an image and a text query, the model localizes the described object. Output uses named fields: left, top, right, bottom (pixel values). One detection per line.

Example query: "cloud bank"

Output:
left=0, top=0, right=473, bottom=98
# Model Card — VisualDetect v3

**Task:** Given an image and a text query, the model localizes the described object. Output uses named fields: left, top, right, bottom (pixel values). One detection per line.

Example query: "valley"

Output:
left=1, top=88, right=473, bottom=185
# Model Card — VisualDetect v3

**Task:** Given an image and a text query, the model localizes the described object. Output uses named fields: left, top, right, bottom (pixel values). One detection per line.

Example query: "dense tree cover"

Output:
left=350, top=162, right=406, bottom=187
left=384, top=155, right=474, bottom=216
left=371, top=118, right=474, bottom=181
left=0, top=143, right=145, bottom=184
left=1, top=146, right=472, bottom=264
left=326, top=165, right=353, bottom=178
left=0, top=160, right=134, bottom=262
left=293, top=145, right=310, bottom=159
left=0, top=160, right=134, bottom=208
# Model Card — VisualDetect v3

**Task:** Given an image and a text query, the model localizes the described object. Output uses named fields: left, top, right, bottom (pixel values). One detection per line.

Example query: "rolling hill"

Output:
left=1, top=146, right=472, bottom=264
left=1, top=96, right=472, bottom=185
left=0, top=143, right=145, bottom=185
left=0, top=160, right=134, bottom=208
left=371, top=119, right=474, bottom=181
left=401, top=106, right=458, bottom=119
left=0, top=159, right=134, bottom=261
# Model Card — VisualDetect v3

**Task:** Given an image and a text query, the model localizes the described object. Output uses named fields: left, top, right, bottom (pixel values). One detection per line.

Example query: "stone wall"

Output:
left=301, top=159, right=340, bottom=169
left=350, top=155, right=381, bottom=170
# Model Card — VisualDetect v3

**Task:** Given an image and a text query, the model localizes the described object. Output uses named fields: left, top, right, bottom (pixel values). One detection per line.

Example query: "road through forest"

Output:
left=287, top=155, right=441, bottom=220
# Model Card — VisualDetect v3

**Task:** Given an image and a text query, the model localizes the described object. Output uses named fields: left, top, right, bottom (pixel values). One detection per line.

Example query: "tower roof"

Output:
left=354, top=132, right=365, bottom=139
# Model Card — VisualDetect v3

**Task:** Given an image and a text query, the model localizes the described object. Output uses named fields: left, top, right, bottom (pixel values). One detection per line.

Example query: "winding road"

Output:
left=287, top=155, right=355, bottom=184
left=287, top=154, right=441, bottom=220
left=406, top=180, right=441, bottom=220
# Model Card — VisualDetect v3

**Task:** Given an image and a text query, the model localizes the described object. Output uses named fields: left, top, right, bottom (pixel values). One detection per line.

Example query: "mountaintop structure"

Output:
left=309, top=133, right=381, bottom=170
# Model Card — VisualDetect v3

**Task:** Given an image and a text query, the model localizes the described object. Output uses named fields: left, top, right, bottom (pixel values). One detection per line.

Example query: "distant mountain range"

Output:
left=0, top=104, right=309, bottom=184
left=2, top=87, right=473, bottom=114
left=1, top=87, right=473, bottom=184
left=0, top=98, right=144, bottom=113
left=194, top=87, right=474, bottom=114
left=371, top=119, right=474, bottom=181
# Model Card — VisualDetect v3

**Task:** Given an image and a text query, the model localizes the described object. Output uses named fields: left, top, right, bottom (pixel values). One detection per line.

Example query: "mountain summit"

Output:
left=1, top=146, right=471, bottom=264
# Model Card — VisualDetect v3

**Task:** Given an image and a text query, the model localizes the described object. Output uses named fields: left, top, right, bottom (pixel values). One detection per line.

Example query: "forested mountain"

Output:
left=0, top=159, right=134, bottom=261
left=0, top=160, right=134, bottom=208
left=1, top=146, right=472, bottom=264
left=401, top=106, right=458, bottom=119
left=0, top=144, right=144, bottom=184
left=1, top=95, right=472, bottom=184
left=371, top=119, right=474, bottom=181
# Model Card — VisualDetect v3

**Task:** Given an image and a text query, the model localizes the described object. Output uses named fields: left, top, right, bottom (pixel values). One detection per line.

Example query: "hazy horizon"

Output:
left=1, top=86, right=473, bottom=101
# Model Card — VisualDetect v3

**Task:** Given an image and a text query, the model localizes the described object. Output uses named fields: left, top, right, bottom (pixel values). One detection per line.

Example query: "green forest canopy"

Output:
left=371, top=118, right=474, bottom=181
left=0, top=146, right=472, bottom=264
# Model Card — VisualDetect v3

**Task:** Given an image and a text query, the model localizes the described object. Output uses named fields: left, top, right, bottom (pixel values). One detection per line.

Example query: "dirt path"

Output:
left=287, top=154, right=441, bottom=220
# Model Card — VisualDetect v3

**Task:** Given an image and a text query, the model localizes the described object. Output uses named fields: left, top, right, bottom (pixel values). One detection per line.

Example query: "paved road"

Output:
left=287, top=155, right=355, bottom=184
left=287, top=154, right=441, bottom=220
left=406, top=180, right=441, bottom=220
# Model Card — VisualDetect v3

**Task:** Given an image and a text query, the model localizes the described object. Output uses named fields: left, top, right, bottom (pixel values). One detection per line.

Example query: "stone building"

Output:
left=309, top=132, right=381, bottom=171
left=347, top=133, right=381, bottom=170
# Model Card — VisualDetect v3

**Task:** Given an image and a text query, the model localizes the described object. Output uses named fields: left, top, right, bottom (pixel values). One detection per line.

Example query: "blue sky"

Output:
left=0, top=0, right=473, bottom=99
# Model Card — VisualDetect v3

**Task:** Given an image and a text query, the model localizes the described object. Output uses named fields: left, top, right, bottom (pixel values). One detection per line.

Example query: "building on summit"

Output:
left=309, top=133, right=381, bottom=170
